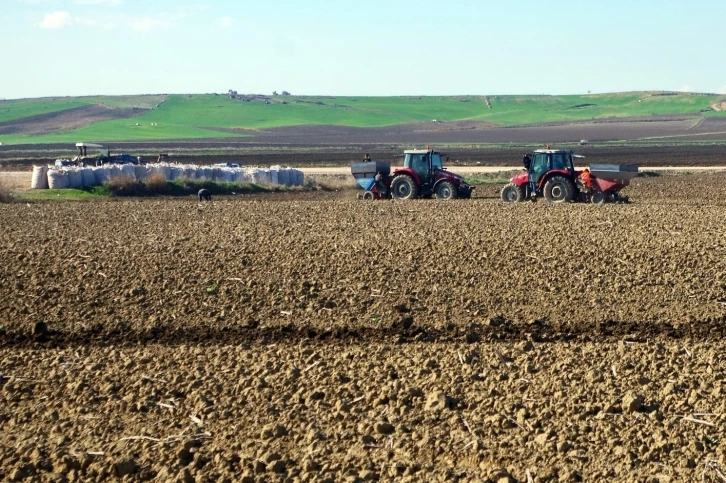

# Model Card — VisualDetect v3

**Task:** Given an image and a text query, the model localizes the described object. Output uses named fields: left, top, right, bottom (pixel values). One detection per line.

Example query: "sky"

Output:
left=1, top=0, right=725, bottom=99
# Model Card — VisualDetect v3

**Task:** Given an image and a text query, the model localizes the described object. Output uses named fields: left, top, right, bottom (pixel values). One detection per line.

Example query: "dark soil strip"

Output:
left=3, top=315, right=724, bottom=349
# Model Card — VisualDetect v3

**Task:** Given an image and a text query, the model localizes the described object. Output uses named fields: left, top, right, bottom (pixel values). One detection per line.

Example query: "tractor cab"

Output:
left=528, top=149, right=576, bottom=185
left=402, top=149, right=444, bottom=187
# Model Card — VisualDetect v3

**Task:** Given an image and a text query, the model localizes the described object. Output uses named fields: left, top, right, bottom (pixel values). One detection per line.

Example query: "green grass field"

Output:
left=1, top=91, right=724, bottom=145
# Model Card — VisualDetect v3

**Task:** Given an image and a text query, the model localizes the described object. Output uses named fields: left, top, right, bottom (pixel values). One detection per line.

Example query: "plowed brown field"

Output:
left=2, top=174, right=726, bottom=482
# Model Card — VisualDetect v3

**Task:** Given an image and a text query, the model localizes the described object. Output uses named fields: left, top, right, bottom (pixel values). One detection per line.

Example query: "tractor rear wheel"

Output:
left=436, top=181, right=457, bottom=200
left=390, top=175, right=419, bottom=200
left=500, top=183, right=524, bottom=202
left=544, top=176, right=574, bottom=203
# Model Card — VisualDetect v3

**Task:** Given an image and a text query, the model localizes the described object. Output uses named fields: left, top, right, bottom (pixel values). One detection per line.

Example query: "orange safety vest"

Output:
left=579, top=170, right=592, bottom=188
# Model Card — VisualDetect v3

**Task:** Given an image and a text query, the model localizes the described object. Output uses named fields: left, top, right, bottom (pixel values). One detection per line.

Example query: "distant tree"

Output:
left=228, top=90, right=237, bottom=99
left=282, top=90, right=290, bottom=96
left=273, top=91, right=279, bottom=96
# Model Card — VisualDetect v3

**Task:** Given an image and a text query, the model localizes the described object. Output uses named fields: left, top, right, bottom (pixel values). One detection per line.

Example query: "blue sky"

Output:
left=1, top=0, right=724, bottom=99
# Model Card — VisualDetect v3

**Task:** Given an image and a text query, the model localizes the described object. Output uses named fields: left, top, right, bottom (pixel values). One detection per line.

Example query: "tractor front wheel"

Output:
left=436, top=181, right=457, bottom=200
left=390, top=175, right=419, bottom=200
left=544, top=176, right=574, bottom=203
left=500, top=183, right=524, bottom=202
left=362, top=191, right=375, bottom=200
left=591, top=192, right=605, bottom=204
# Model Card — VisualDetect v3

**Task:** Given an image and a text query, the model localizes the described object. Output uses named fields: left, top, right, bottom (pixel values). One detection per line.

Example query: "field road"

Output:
left=2, top=165, right=726, bottom=190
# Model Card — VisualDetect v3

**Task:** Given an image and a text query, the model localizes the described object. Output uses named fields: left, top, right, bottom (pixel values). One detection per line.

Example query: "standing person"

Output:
left=374, top=171, right=387, bottom=196
left=522, top=153, right=536, bottom=196
left=522, top=154, right=532, bottom=171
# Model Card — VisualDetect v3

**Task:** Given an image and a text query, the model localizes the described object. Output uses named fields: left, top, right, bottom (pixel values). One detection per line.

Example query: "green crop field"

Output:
left=0, top=98, right=89, bottom=124
left=1, top=92, right=724, bottom=145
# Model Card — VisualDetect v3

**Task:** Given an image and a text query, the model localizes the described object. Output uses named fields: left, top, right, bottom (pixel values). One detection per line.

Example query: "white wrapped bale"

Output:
left=200, top=167, right=213, bottom=180
left=94, top=167, right=111, bottom=184
left=119, top=164, right=136, bottom=179
left=80, top=168, right=96, bottom=187
left=169, top=166, right=183, bottom=180
left=67, top=169, right=83, bottom=188
left=218, top=169, right=234, bottom=183
left=47, top=170, right=70, bottom=189
left=270, top=168, right=279, bottom=185
left=212, top=168, right=223, bottom=181
left=134, top=165, right=148, bottom=181
left=157, top=165, right=172, bottom=180
left=30, top=165, right=49, bottom=189
left=278, top=168, right=291, bottom=186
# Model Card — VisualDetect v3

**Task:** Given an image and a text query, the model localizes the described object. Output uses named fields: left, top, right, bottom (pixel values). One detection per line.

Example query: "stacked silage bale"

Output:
left=80, top=168, right=96, bottom=187
left=30, top=165, right=49, bottom=189
left=134, top=164, right=148, bottom=181
left=47, top=169, right=70, bottom=189
left=32, top=162, right=304, bottom=190
left=67, top=169, right=83, bottom=188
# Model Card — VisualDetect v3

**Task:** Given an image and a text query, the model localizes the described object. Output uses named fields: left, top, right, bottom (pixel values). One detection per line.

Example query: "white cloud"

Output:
left=35, top=4, right=203, bottom=32
left=38, top=11, right=72, bottom=28
left=131, top=17, right=171, bottom=33
left=219, top=16, right=234, bottom=28
left=73, top=0, right=123, bottom=5
left=678, top=85, right=693, bottom=93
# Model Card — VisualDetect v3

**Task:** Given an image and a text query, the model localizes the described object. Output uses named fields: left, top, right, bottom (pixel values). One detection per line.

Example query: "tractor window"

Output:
left=552, top=153, right=568, bottom=170
left=411, top=154, right=428, bottom=176
left=431, top=154, right=443, bottom=170
left=531, top=153, right=549, bottom=183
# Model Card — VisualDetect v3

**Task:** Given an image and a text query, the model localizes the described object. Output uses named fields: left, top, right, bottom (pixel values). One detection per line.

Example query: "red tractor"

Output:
left=351, top=149, right=473, bottom=200
left=500, top=149, right=638, bottom=204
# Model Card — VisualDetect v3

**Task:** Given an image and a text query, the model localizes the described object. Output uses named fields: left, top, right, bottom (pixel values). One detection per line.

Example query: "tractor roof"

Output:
left=404, top=149, right=444, bottom=154
left=533, top=149, right=574, bottom=154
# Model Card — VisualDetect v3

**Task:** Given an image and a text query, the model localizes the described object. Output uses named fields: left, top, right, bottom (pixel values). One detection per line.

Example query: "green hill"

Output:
left=1, top=92, right=724, bottom=145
